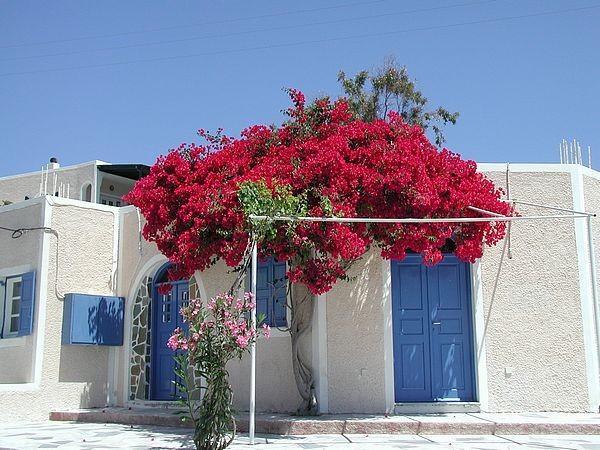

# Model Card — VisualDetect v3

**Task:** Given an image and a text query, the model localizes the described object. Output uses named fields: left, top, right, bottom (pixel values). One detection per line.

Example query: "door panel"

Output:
left=151, top=280, right=189, bottom=400
left=429, top=259, right=474, bottom=401
left=391, top=257, right=432, bottom=402
left=392, top=255, right=475, bottom=403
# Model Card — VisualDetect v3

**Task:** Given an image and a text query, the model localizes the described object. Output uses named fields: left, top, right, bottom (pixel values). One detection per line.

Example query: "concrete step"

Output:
left=49, top=408, right=600, bottom=435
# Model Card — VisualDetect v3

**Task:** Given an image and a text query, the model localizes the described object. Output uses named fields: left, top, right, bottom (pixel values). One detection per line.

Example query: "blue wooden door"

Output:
left=392, top=255, right=475, bottom=403
left=151, top=280, right=189, bottom=400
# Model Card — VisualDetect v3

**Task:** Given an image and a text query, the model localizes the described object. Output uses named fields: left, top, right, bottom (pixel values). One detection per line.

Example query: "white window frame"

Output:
left=0, top=265, right=32, bottom=347
left=2, top=275, right=22, bottom=338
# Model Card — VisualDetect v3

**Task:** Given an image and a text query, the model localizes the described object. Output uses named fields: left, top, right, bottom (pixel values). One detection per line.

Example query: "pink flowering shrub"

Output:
left=171, top=292, right=269, bottom=450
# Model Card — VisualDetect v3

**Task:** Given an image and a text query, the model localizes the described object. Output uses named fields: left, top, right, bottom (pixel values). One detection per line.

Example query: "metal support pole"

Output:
left=510, top=199, right=595, bottom=217
left=249, top=239, right=258, bottom=445
left=505, top=163, right=513, bottom=259
left=587, top=217, right=600, bottom=387
left=467, top=206, right=505, bottom=217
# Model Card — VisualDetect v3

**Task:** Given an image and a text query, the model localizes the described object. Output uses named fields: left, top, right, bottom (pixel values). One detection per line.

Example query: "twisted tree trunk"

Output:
left=289, top=288, right=318, bottom=415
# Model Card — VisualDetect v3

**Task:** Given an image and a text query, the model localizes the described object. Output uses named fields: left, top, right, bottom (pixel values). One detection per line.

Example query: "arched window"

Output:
left=80, top=183, right=92, bottom=202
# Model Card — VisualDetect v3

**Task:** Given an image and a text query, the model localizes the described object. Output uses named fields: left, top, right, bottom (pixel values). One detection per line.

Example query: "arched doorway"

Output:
left=150, top=263, right=189, bottom=400
left=80, top=183, right=92, bottom=202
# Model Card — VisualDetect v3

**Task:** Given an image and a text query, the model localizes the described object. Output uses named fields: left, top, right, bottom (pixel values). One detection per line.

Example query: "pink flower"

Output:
left=236, top=335, right=249, bottom=349
left=166, top=333, right=180, bottom=351
left=262, top=323, right=271, bottom=339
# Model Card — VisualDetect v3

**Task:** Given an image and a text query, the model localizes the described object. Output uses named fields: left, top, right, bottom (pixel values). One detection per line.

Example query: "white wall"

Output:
left=0, top=198, right=119, bottom=422
left=478, top=170, right=590, bottom=412
left=0, top=201, right=44, bottom=384
left=0, top=163, right=96, bottom=204
left=326, top=250, right=387, bottom=413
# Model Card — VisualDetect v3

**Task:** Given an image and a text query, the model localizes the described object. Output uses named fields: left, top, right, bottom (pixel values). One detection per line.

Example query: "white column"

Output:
left=311, top=292, right=329, bottom=413
left=381, top=259, right=395, bottom=414
left=471, top=260, right=489, bottom=411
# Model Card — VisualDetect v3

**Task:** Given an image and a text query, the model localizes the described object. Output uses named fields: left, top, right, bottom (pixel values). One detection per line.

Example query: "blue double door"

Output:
left=151, top=280, right=189, bottom=400
left=392, top=255, right=475, bottom=403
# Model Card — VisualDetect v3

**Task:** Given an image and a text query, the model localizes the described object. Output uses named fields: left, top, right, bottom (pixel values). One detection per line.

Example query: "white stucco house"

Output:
left=0, top=159, right=599, bottom=422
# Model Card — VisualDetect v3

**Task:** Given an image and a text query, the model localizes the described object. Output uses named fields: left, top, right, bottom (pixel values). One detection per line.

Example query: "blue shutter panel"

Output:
left=256, top=262, right=270, bottom=323
left=272, top=260, right=287, bottom=327
left=251, top=258, right=288, bottom=327
left=97, top=296, right=125, bottom=346
left=18, top=271, right=36, bottom=336
left=62, top=294, right=125, bottom=345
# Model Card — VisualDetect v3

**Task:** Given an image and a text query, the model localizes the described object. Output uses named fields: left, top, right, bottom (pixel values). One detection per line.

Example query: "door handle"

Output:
left=432, top=321, right=441, bottom=325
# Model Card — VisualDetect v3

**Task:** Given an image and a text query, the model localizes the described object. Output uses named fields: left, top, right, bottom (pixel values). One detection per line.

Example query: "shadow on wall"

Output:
left=87, top=297, right=124, bottom=345
left=349, top=252, right=381, bottom=332
left=57, top=345, right=109, bottom=407
left=57, top=297, right=121, bottom=406
left=478, top=238, right=508, bottom=362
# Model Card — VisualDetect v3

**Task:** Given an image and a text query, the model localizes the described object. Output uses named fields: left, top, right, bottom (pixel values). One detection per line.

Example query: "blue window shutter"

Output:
left=18, top=271, right=36, bottom=336
left=249, top=257, right=288, bottom=327
left=256, top=261, right=270, bottom=324
left=62, top=293, right=125, bottom=345
left=272, top=260, right=287, bottom=327
left=97, top=296, right=125, bottom=346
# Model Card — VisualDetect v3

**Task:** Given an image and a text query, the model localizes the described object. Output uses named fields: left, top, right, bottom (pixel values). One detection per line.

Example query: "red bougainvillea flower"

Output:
left=126, top=89, right=512, bottom=294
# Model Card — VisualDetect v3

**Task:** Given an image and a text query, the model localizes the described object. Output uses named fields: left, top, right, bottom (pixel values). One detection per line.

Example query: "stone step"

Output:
left=49, top=408, right=600, bottom=435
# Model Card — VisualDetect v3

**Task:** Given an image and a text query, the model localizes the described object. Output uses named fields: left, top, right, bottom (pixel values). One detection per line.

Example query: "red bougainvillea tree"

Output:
left=126, top=89, right=511, bottom=295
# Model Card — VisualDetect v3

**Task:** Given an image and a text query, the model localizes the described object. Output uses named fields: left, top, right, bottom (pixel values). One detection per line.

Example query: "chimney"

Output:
left=48, top=157, right=60, bottom=170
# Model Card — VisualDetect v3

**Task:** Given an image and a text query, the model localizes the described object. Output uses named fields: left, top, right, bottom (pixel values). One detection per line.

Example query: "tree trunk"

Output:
left=289, top=288, right=318, bottom=415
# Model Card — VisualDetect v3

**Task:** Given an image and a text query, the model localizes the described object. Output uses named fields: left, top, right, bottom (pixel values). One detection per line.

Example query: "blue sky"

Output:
left=1, top=0, right=599, bottom=176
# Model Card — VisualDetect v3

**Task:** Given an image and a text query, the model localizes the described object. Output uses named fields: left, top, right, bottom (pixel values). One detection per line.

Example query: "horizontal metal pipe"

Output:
left=510, top=199, right=596, bottom=217
left=248, top=214, right=591, bottom=224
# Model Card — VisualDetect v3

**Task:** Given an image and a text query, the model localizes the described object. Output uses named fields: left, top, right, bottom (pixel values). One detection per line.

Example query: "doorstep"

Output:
left=49, top=407, right=600, bottom=435
left=394, top=402, right=480, bottom=414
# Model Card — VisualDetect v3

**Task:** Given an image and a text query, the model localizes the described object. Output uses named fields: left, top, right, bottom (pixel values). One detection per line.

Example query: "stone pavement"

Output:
left=2, top=421, right=600, bottom=449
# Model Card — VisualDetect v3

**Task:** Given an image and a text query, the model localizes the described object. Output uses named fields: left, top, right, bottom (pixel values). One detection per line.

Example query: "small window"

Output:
left=1, top=271, right=36, bottom=338
left=161, top=293, right=172, bottom=323
left=180, top=290, right=189, bottom=309
left=3, top=276, right=22, bottom=337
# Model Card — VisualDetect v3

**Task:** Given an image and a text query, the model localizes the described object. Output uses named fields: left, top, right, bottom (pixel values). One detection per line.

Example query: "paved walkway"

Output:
left=1, top=421, right=600, bottom=449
